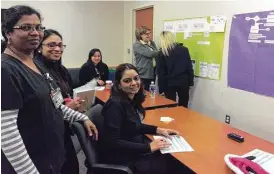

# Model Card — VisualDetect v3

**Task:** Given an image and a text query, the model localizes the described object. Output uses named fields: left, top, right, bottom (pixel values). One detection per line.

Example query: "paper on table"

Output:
left=199, top=62, right=209, bottom=77
left=153, top=135, right=194, bottom=154
left=95, top=86, right=105, bottom=91
left=160, top=117, right=174, bottom=122
left=242, top=149, right=274, bottom=173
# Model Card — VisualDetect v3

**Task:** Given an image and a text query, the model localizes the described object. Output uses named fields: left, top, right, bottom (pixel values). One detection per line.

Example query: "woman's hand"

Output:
left=97, top=80, right=105, bottom=86
left=150, top=138, right=170, bottom=152
left=156, top=128, right=180, bottom=137
left=65, top=97, right=81, bottom=110
left=83, top=119, right=98, bottom=140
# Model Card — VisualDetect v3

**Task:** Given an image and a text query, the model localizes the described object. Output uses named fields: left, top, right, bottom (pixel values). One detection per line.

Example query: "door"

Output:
left=135, top=7, right=154, bottom=40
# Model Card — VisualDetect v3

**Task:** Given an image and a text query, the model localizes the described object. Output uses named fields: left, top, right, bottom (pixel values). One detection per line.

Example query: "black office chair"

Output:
left=71, top=104, right=133, bottom=174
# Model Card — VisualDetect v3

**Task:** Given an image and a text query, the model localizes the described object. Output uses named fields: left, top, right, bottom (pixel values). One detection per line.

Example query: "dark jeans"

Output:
left=141, top=78, right=153, bottom=91
left=165, top=85, right=190, bottom=108
left=60, top=125, right=79, bottom=174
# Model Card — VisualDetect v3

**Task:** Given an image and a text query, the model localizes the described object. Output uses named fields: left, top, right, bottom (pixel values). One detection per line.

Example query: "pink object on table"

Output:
left=224, top=154, right=269, bottom=174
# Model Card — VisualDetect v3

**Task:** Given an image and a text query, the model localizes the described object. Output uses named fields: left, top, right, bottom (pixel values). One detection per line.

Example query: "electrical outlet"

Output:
left=225, top=115, right=231, bottom=124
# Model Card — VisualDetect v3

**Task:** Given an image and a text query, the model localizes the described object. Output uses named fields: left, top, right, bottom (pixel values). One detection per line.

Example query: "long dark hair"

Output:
left=111, top=63, right=146, bottom=116
left=1, top=5, right=41, bottom=50
left=87, top=48, right=105, bottom=68
left=35, top=29, right=72, bottom=97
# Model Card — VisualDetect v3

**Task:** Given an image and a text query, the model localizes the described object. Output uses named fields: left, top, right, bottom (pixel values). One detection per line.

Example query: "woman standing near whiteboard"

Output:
left=133, top=26, right=160, bottom=90
left=157, top=31, right=194, bottom=108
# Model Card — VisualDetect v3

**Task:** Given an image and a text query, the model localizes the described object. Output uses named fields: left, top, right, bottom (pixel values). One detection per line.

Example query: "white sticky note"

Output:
left=160, top=117, right=174, bottom=122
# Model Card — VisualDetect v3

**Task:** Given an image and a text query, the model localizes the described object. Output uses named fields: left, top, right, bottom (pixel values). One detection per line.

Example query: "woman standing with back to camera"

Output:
left=157, top=31, right=194, bottom=108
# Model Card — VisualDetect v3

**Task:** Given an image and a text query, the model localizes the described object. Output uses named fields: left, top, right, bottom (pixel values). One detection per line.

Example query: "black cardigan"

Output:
left=35, top=55, right=74, bottom=98
left=157, top=44, right=194, bottom=94
left=79, top=61, right=109, bottom=86
left=99, top=96, right=157, bottom=165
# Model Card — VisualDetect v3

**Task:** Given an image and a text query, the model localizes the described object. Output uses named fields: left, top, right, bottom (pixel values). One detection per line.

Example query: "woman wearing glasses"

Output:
left=100, top=63, right=185, bottom=174
left=34, top=29, right=82, bottom=174
left=1, top=5, right=97, bottom=174
left=133, top=26, right=160, bottom=90
left=79, top=48, right=109, bottom=86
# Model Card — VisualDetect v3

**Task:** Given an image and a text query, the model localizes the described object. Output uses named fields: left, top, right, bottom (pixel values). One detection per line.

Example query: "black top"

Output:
left=1, top=54, right=65, bottom=174
left=79, top=61, right=109, bottom=86
left=157, top=44, right=194, bottom=93
left=99, top=96, right=157, bottom=165
left=35, top=55, right=73, bottom=98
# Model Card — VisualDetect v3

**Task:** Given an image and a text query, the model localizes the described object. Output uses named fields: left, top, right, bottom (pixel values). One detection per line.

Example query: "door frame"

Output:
left=132, top=5, right=154, bottom=64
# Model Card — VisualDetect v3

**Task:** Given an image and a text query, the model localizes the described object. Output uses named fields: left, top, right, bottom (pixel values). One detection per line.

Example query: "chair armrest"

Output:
left=92, top=164, right=133, bottom=174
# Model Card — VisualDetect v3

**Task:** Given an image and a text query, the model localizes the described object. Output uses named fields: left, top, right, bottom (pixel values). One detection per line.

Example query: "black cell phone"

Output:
left=227, top=133, right=244, bottom=143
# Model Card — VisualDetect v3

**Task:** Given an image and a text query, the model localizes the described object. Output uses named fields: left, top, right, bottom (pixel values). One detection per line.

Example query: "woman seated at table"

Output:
left=99, top=63, right=184, bottom=174
left=79, top=48, right=109, bottom=86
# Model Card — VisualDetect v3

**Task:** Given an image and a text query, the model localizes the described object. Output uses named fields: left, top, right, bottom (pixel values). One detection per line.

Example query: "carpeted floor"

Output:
left=77, top=150, right=87, bottom=174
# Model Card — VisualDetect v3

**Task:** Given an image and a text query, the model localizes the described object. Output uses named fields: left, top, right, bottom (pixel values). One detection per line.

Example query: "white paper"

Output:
left=207, top=63, right=220, bottom=80
left=192, top=18, right=209, bottom=32
left=164, top=21, right=175, bottom=32
left=160, top=117, right=174, bottom=122
left=204, top=31, right=210, bottom=37
left=197, top=41, right=210, bottom=45
left=242, top=149, right=274, bottom=173
left=175, top=20, right=188, bottom=32
left=199, top=62, right=208, bottom=77
left=73, top=78, right=97, bottom=95
left=210, top=15, right=226, bottom=32
left=153, top=135, right=194, bottom=154
left=184, top=32, right=192, bottom=39
left=95, top=86, right=105, bottom=91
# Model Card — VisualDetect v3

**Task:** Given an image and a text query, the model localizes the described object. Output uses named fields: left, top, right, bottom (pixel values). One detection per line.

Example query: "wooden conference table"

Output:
left=95, top=89, right=177, bottom=109
left=144, top=107, right=274, bottom=174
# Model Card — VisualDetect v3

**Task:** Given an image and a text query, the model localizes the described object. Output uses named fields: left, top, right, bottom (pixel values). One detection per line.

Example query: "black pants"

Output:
left=141, top=78, right=153, bottom=91
left=132, top=151, right=194, bottom=174
left=165, top=85, right=190, bottom=108
left=60, top=125, right=79, bottom=174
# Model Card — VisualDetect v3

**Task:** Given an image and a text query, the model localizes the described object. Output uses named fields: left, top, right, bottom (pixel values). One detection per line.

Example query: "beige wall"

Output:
left=124, top=0, right=274, bottom=143
left=2, top=1, right=124, bottom=68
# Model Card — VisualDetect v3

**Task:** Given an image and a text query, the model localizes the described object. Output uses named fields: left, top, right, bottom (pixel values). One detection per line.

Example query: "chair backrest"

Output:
left=67, top=68, right=81, bottom=88
left=71, top=104, right=103, bottom=168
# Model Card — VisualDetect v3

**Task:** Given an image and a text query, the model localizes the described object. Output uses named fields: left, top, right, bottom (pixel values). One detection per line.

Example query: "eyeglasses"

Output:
left=13, top=24, right=46, bottom=32
left=122, top=76, right=140, bottom=84
left=42, top=42, right=67, bottom=49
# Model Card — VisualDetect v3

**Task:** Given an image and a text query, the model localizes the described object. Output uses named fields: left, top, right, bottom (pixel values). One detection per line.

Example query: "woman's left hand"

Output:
left=83, top=119, right=98, bottom=140
left=156, top=128, right=180, bottom=137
